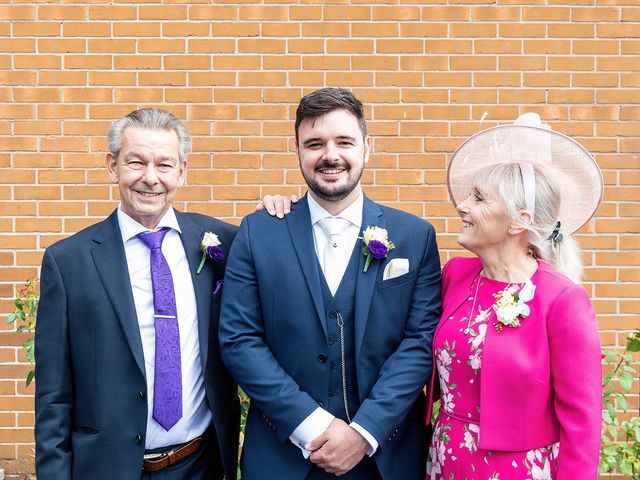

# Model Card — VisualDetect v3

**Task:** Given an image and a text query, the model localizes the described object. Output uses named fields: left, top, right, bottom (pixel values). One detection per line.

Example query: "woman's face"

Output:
left=456, top=185, right=514, bottom=254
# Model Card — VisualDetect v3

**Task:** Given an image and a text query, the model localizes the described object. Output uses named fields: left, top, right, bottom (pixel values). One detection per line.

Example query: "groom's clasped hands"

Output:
left=305, top=418, right=370, bottom=477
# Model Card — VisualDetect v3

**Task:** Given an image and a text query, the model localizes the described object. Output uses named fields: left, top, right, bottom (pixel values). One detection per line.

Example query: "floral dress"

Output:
left=427, top=275, right=559, bottom=480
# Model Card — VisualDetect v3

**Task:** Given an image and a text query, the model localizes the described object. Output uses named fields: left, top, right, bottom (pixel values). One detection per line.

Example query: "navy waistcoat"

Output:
left=319, top=244, right=361, bottom=421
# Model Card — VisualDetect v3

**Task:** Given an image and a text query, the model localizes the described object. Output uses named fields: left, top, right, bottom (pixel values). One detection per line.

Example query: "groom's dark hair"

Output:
left=295, top=87, right=367, bottom=143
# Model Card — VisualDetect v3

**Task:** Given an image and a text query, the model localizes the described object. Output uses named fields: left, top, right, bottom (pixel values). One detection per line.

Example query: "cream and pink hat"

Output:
left=446, top=113, right=603, bottom=235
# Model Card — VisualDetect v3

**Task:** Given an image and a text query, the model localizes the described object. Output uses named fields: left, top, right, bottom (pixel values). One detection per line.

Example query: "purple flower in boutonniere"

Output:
left=196, top=231, right=224, bottom=274
left=361, top=226, right=395, bottom=273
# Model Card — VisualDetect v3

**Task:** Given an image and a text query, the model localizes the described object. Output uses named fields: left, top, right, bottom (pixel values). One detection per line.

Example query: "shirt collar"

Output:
left=307, top=190, right=363, bottom=230
left=117, top=206, right=182, bottom=243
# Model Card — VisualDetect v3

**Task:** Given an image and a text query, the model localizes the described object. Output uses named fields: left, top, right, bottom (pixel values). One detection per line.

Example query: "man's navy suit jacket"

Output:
left=34, top=209, right=240, bottom=480
left=219, top=195, right=442, bottom=480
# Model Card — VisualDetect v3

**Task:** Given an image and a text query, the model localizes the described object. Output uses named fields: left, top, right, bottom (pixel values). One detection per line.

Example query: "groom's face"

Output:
left=296, top=108, right=371, bottom=203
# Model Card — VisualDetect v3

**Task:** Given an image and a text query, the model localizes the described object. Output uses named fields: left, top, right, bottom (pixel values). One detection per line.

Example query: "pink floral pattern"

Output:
left=427, top=276, right=559, bottom=480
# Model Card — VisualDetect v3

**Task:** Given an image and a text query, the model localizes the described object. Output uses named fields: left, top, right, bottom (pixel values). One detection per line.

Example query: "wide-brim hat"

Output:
left=446, top=113, right=603, bottom=234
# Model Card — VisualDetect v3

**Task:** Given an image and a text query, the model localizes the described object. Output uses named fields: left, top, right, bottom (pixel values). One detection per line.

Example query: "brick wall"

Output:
left=1, top=1, right=639, bottom=477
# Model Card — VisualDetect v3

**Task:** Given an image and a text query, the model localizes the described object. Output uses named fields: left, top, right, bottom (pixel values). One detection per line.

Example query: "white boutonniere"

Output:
left=196, top=232, right=224, bottom=274
left=492, top=279, right=536, bottom=332
left=360, top=226, right=395, bottom=273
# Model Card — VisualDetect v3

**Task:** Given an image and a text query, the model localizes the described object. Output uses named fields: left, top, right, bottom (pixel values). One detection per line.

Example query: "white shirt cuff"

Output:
left=289, top=408, right=334, bottom=459
left=350, top=422, right=378, bottom=456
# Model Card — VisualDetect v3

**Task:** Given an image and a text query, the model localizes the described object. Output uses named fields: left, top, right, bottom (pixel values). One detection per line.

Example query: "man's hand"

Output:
left=305, top=418, right=369, bottom=476
left=255, top=194, right=298, bottom=218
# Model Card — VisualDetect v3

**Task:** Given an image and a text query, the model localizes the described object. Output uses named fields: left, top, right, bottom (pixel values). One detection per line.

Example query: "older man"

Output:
left=35, top=108, right=239, bottom=480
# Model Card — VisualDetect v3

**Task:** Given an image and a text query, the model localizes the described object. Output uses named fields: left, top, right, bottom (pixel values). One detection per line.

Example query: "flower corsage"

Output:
left=361, top=226, right=395, bottom=273
left=492, top=279, right=536, bottom=332
left=196, top=232, right=224, bottom=274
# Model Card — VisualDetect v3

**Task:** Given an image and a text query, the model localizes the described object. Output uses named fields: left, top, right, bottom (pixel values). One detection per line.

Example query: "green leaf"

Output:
left=26, top=370, right=34, bottom=387
left=619, top=372, right=634, bottom=392
left=16, top=325, right=28, bottom=333
left=26, top=297, right=38, bottom=311
left=628, top=337, right=640, bottom=352
left=617, top=395, right=627, bottom=412
left=620, top=462, right=631, bottom=475
left=7, top=313, right=17, bottom=324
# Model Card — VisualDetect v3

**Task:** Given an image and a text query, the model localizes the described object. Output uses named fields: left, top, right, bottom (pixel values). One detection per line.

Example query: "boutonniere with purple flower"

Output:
left=196, top=232, right=224, bottom=274
left=492, top=279, right=536, bottom=332
left=361, top=226, right=395, bottom=273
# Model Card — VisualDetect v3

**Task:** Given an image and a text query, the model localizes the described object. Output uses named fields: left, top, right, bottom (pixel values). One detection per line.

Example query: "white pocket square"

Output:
left=383, top=258, right=409, bottom=281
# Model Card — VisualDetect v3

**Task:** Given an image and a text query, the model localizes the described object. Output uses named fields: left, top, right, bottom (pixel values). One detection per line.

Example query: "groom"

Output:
left=219, top=88, right=442, bottom=479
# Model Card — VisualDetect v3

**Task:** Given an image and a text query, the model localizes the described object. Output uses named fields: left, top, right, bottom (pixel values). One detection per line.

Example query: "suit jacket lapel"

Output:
left=286, top=195, right=327, bottom=337
left=175, top=211, right=212, bottom=373
left=91, top=211, right=146, bottom=377
left=354, top=196, right=385, bottom=357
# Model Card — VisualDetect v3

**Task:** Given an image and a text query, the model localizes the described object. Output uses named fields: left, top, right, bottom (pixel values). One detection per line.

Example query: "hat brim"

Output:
left=447, top=124, right=603, bottom=234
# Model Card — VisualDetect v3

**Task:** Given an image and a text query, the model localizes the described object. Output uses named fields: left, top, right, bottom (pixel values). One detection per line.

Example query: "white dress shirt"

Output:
left=289, top=191, right=379, bottom=457
left=117, top=207, right=211, bottom=449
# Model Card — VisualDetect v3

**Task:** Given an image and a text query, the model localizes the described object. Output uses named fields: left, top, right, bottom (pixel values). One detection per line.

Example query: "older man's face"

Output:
left=107, top=127, right=186, bottom=229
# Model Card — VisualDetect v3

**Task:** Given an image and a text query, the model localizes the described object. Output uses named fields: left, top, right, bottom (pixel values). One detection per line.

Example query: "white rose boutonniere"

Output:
left=492, top=279, right=536, bottom=332
left=196, top=232, right=224, bottom=274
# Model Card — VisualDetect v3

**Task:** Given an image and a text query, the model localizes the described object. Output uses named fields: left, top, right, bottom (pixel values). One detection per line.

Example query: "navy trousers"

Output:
left=305, top=456, right=381, bottom=480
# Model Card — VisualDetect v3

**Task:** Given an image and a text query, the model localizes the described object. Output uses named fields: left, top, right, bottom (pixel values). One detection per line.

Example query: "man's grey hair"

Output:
left=107, top=108, right=192, bottom=162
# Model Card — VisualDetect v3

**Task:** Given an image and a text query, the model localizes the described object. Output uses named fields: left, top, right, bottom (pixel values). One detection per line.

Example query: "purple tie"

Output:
left=137, top=227, right=182, bottom=431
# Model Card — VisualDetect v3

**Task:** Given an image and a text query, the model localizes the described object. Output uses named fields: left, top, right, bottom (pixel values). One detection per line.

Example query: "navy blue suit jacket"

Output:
left=219, top=195, right=441, bottom=479
left=34, top=209, right=240, bottom=480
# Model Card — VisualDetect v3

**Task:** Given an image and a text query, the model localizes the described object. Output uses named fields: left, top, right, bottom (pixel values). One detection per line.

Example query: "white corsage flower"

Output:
left=202, top=232, right=221, bottom=248
left=196, top=231, right=224, bottom=274
left=492, top=279, right=536, bottom=332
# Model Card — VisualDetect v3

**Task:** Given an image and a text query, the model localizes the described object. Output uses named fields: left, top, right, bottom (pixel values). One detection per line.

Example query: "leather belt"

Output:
left=142, top=430, right=208, bottom=472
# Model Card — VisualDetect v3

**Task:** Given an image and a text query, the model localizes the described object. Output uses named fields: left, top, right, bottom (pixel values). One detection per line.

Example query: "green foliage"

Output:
left=629, top=330, right=640, bottom=353
left=7, top=279, right=38, bottom=387
left=599, top=330, right=640, bottom=478
left=236, top=387, right=250, bottom=479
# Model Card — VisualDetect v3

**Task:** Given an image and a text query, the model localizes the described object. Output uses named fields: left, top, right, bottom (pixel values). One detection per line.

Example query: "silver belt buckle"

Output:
left=143, top=452, right=166, bottom=461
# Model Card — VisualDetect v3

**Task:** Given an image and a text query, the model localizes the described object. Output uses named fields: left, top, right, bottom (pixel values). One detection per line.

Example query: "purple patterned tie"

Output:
left=137, top=227, right=182, bottom=431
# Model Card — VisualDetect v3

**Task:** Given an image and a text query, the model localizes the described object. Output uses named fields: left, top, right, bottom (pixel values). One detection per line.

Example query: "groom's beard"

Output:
left=300, top=159, right=364, bottom=203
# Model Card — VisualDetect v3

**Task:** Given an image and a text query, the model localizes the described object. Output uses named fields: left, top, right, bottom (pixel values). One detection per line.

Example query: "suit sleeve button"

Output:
left=135, top=434, right=143, bottom=444
left=318, top=353, right=328, bottom=363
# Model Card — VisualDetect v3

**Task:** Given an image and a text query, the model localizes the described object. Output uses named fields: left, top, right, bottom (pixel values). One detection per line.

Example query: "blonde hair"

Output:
left=473, top=163, right=583, bottom=283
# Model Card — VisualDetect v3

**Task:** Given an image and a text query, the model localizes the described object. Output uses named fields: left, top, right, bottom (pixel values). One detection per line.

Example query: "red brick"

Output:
left=0, top=3, right=638, bottom=451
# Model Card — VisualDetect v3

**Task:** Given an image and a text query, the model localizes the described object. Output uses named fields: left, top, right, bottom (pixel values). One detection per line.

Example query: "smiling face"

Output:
left=107, top=126, right=186, bottom=229
left=296, top=108, right=371, bottom=206
left=456, top=184, right=514, bottom=256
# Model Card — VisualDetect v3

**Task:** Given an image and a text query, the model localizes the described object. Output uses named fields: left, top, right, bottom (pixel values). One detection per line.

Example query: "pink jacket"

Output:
left=427, top=257, right=602, bottom=478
